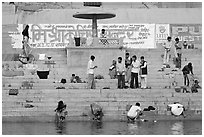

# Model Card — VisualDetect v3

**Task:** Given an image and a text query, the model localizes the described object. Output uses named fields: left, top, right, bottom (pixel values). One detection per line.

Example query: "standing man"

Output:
left=174, top=38, right=182, bottom=69
left=116, top=57, right=126, bottom=89
left=87, top=55, right=97, bottom=89
left=163, top=36, right=173, bottom=66
left=130, top=55, right=140, bottom=89
left=125, top=52, right=132, bottom=84
left=140, top=56, right=148, bottom=89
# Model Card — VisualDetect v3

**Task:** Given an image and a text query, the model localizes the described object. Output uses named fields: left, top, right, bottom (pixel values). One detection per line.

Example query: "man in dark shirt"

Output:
left=182, top=62, right=194, bottom=86
left=125, top=52, right=132, bottom=83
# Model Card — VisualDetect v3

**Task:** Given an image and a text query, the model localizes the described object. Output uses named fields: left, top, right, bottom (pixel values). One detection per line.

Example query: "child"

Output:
left=109, top=60, right=117, bottom=79
left=55, top=101, right=68, bottom=122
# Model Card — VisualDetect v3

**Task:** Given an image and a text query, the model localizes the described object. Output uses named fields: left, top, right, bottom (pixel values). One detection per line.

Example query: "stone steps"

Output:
left=3, top=89, right=201, bottom=99
left=2, top=88, right=202, bottom=118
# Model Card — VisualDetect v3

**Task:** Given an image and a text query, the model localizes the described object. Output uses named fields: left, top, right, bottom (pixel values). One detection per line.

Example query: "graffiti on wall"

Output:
left=9, top=24, right=156, bottom=49
left=170, top=24, right=202, bottom=44
left=7, top=24, right=202, bottom=49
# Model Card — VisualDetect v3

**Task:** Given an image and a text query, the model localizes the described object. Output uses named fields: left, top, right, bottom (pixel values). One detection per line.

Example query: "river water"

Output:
left=2, top=120, right=202, bottom=135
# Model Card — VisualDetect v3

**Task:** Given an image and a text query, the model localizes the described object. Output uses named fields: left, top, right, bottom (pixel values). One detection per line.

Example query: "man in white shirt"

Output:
left=127, top=102, right=142, bottom=121
left=163, top=36, right=173, bottom=65
left=116, top=57, right=126, bottom=89
left=87, top=55, right=97, bottom=89
left=130, top=55, right=140, bottom=89
left=168, top=102, right=186, bottom=117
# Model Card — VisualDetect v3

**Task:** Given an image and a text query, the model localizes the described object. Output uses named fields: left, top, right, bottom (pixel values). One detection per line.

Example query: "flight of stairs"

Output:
left=2, top=24, right=202, bottom=122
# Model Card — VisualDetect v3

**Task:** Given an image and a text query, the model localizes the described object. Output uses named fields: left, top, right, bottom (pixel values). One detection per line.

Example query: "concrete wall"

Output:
left=2, top=6, right=202, bottom=24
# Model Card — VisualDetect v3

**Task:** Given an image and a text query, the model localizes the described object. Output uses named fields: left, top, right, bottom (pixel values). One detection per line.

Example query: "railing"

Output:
left=69, top=37, right=123, bottom=48
left=98, top=38, right=120, bottom=45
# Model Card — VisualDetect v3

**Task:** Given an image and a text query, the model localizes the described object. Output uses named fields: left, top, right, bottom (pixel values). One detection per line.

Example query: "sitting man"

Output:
left=127, top=102, right=142, bottom=121
left=100, top=29, right=108, bottom=45
left=191, top=79, right=201, bottom=93
left=90, top=103, right=104, bottom=121
left=167, top=102, right=186, bottom=118
left=70, top=74, right=77, bottom=83
left=55, top=101, right=68, bottom=122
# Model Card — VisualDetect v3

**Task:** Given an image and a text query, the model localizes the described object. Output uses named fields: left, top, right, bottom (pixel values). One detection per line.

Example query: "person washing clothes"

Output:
left=55, top=101, right=68, bottom=122
left=127, top=102, right=142, bottom=121
left=90, top=103, right=104, bottom=121
left=168, top=102, right=186, bottom=118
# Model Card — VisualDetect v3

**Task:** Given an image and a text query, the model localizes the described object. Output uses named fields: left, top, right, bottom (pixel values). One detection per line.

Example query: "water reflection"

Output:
left=127, top=121, right=143, bottom=134
left=90, top=121, right=103, bottom=134
left=55, top=122, right=67, bottom=134
left=171, top=122, right=184, bottom=135
left=2, top=120, right=201, bottom=135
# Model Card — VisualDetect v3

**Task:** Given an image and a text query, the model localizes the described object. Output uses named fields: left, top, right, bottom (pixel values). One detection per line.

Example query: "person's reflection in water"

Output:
left=90, top=121, right=103, bottom=134
left=127, top=121, right=142, bottom=134
left=55, top=121, right=67, bottom=135
left=171, top=121, right=184, bottom=135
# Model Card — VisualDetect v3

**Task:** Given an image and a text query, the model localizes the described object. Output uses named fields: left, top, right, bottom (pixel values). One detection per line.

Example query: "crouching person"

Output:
left=127, top=102, right=142, bottom=121
left=90, top=103, right=104, bottom=121
left=167, top=102, right=186, bottom=118
left=55, top=101, right=68, bottom=122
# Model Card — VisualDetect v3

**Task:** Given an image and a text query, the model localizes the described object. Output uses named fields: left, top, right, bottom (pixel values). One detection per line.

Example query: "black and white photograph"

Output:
left=1, top=1, right=202, bottom=135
